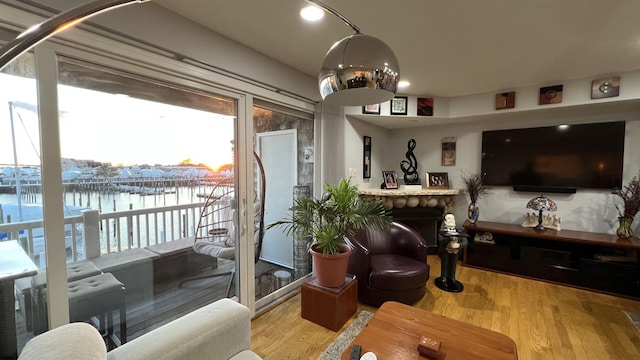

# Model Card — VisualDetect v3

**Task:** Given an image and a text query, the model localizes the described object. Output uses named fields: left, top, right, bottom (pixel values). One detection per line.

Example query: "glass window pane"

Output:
left=0, top=51, right=41, bottom=359
left=253, top=104, right=314, bottom=303
left=45, top=57, right=238, bottom=348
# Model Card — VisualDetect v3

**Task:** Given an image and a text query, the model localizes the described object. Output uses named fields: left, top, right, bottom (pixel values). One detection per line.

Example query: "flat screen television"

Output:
left=481, top=121, right=625, bottom=192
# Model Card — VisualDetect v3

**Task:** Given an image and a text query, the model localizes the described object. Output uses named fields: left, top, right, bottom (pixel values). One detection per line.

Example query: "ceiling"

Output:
left=153, top=0, right=640, bottom=99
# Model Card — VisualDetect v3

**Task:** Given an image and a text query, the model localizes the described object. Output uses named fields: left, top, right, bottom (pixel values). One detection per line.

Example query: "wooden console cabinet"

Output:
left=463, top=220, right=640, bottom=298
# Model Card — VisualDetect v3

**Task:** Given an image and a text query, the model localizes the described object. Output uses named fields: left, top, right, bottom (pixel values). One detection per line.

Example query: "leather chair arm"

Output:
left=390, top=223, right=428, bottom=262
left=345, top=236, right=372, bottom=285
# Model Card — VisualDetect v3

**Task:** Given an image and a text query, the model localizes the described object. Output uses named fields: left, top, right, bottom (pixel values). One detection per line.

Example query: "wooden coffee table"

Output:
left=341, top=301, right=518, bottom=359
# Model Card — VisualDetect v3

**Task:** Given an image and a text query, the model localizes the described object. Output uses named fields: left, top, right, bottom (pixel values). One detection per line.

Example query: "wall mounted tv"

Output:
left=481, top=121, right=625, bottom=193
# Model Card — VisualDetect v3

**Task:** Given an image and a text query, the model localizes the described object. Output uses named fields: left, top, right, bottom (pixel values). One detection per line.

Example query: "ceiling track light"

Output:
left=0, top=0, right=400, bottom=106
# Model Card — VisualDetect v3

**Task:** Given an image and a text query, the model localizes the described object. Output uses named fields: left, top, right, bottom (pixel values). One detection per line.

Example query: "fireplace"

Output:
left=391, top=206, right=443, bottom=251
left=358, top=188, right=460, bottom=254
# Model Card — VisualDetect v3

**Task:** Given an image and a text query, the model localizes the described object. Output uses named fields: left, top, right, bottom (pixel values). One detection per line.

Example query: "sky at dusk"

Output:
left=0, top=73, right=235, bottom=169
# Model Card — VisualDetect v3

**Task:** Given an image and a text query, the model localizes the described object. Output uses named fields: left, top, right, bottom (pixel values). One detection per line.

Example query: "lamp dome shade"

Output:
left=526, top=195, right=557, bottom=212
left=318, top=33, right=400, bottom=106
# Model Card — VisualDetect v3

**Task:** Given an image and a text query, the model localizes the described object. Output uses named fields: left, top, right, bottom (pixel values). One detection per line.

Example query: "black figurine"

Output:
left=400, top=139, right=420, bottom=185
left=435, top=214, right=470, bottom=293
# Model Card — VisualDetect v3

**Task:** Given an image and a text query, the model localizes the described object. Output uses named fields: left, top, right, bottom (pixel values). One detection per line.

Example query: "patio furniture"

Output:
left=179, top=183, right=237, bottom=296
left=35, top=272, right=127, bottom=345
left=0, top=240, right=38, bottom=359
left=146, top=237, right=218, bottom=287
left=345, top=221, right=430, bottom=306
left=180, top=152, right=269, bottom=296
left=19, top=298, right=262, bottom=360
left=90, top=248, right=158, bottom=304
left=27, top=260, right=102, bottom=334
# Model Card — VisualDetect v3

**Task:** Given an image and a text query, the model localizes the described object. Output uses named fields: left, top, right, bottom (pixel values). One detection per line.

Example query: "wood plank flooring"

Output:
left=251, top=255, right=640, bottom=360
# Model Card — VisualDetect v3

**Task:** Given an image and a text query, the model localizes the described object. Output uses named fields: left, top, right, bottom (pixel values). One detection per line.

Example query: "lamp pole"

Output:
left=0, top=0, right=149, bottom=71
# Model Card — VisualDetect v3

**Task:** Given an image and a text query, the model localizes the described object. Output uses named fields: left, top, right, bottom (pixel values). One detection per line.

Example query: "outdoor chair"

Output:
left=180, top=152, right=267, bottom=297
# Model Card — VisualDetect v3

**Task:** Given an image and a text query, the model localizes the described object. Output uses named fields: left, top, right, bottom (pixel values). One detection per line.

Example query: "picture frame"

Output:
left=538, top=85, right=563, bottom=105
left=363, top=136, right=371, bottom=178
left=417, top=97, right=433, bottom=116
left=390, top=96, right=408, bottom=115
left=426, top=172, right=449, bottom=189
left=382, top=170, right=398, bottom=189
left=441, top=137, right=456, bottom=166
left=591, top=76, right=620, bottom=99
left=362, top=103, right=381, bottom=114
left=495, top=91, right=516, bottom=110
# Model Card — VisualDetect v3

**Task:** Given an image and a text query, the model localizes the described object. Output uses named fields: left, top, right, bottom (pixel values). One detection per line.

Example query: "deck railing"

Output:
left=0, top=202, right=206, bottom=267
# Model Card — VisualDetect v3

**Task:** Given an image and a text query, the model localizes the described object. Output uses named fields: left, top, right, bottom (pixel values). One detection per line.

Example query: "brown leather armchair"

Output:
left=345, top=221, right=430, bottom=306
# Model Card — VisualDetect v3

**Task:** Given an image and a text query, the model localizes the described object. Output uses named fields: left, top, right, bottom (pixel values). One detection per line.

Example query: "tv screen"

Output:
left=481, top=121, right=625, bottom=190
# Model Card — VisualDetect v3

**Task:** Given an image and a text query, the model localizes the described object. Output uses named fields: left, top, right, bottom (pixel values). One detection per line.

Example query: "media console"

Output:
left=462, top=220, right=640, bottom=299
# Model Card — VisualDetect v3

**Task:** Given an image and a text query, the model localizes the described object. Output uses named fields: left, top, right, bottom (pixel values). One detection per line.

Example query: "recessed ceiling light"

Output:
left=398, top=81, right=410, bottom=88
left=300, top=5, right=324, bottom=21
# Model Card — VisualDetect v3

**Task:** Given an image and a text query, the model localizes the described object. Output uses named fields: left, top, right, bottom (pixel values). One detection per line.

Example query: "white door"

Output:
left=257, top=129, right=296, bottom=268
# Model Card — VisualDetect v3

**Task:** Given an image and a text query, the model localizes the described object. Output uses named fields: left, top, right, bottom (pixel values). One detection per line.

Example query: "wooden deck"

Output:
left=15, top=259, right=288, bottom=353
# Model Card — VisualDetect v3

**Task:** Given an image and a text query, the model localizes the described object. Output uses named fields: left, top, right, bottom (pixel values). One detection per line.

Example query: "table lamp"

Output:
left=526, top=195, right=557, bottom=231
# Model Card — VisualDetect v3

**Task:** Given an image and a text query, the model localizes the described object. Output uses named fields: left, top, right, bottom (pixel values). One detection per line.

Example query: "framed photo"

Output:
left=495, top=91, right=516, bottom=110
left=426, top=172, right=449, bottom=189
left=539, top=85, right=563, bottom=105
left=382, top=170, right=398, bottom=189
left=591, top=76, right=620, bottom=99
left=362, top=103, right=380, bottom=114
left=417, top=97, right=434, bottom=116
left=390, top=96, right=408, bottom=115
left=441, top=137, right=456, bottom=166
left=363, top=136, right=371, bottom=178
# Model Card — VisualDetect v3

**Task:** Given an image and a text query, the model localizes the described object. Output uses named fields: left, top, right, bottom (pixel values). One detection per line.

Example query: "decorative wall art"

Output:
left=363, top=136, right=371, bottom=178
left=441, top=137, right=456, bottom=166
left=400, top=139, right=420, bottom=185
left=417, top=97, right=434, bottom=116
left=362, top=103, right=380, bottom=114
left=495, top=92, right=516, bottom=110
left=391, top=96, right=408, bottom=115
left=591, top=76, right=620, bottom=99
left=382, top=170, right=398, bottom=189
left=303, top=146, right=314, bottom=163
left=539, top=85, right=563, bottom=105
left=426, top=172, right=449, bottom=189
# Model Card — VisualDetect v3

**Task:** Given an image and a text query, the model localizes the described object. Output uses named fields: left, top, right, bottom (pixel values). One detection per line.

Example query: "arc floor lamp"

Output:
left=0, top=0, right=399, bottom=106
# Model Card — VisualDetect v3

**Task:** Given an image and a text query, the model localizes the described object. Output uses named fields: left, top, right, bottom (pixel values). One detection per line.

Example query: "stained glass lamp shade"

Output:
left=526, top=195, right=557, bottom=231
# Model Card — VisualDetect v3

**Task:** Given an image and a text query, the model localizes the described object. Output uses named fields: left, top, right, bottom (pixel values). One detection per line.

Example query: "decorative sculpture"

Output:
left=435, top=214, right=470, bottom=293
left=400, top=139, right=420, bottom=185
left=522, top=212, right=561, bottom=230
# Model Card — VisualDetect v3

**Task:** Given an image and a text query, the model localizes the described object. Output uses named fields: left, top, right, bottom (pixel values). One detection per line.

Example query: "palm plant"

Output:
left=268, top=178, right=391, bottom=255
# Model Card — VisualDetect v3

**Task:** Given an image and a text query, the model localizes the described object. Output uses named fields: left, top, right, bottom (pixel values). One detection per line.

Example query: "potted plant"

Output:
left=461, top=172, right=488, bottom=224
left=268, top=178, right=391, bottom=287
left=613, top=172, right=640, bottom=239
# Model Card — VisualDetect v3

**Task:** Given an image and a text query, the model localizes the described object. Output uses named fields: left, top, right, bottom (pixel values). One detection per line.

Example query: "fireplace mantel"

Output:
left=358, top=188, right=461, bottom=213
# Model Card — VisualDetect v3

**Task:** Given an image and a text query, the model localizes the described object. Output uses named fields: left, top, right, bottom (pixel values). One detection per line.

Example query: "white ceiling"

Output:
left=153, top=0, right=640, bottom=99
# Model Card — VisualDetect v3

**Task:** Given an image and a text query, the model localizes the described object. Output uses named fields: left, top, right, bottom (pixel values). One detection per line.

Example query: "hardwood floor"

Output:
left=251, top=255, right=640, bottom=359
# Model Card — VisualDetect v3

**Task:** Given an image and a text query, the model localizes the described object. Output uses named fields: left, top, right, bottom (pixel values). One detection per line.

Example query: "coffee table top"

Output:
left=341, top=301, right=518, bottom=360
